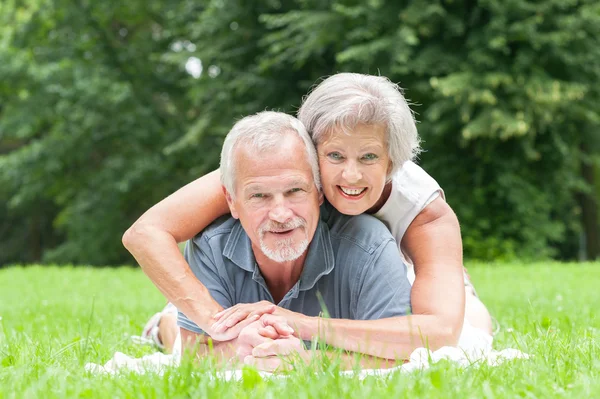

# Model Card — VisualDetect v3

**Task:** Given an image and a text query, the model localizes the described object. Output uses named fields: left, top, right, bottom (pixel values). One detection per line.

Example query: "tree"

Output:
left=1, top=0, right=598, bottom=265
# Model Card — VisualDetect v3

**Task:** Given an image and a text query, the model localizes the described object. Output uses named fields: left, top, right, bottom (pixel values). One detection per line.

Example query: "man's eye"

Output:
left=251, top=193, right=265, bottom=199
left=327, top=152, right=343, bottom=161
left=362, top=153, right=378, bottom=161
left=289, top=188, right=303, bottom=194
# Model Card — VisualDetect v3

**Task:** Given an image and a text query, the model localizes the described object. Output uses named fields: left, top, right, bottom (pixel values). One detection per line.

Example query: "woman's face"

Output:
left=317, top=123, right=391, bottom=215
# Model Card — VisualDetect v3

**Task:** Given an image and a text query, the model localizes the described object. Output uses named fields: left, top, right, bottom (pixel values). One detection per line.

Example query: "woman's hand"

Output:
left=210, top=302, right=297, bottom=341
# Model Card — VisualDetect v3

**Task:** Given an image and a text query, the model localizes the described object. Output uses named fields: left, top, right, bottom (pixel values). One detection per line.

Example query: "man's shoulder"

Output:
left=191, top=215, right=238, bottom=247
left=325, top=206, right=395, bottom=254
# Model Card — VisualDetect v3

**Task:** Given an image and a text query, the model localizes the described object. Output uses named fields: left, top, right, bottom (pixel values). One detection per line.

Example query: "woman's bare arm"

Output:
left=122, top=170, right=230, bottom=333
left=299, top=197, right=465, bottom=358
left=402, top=196, right=466, bottom=342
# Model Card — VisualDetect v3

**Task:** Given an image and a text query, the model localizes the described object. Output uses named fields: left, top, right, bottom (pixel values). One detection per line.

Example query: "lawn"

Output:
left=0, top=262, right=599, bottom=398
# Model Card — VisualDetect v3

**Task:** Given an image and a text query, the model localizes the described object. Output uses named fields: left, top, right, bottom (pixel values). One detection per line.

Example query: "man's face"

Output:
left=225, top=134, right=322, bottom=263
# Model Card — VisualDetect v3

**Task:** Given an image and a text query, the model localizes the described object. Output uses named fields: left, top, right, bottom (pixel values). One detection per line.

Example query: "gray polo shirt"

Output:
left=178, top=205, right=412, bottom=335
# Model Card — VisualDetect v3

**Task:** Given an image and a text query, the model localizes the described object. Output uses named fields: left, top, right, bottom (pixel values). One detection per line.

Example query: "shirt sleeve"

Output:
left=352, top=239, right=412, bottom=320
left=176, top=237, right=234, bottom=335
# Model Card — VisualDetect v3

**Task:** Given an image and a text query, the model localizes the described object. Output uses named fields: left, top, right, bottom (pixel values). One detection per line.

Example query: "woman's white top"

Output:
left=373, top=161, right=444, bottom=285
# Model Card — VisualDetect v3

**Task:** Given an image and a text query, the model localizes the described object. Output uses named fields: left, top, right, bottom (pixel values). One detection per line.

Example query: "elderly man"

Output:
left=178, top=111, right=412, bottom=369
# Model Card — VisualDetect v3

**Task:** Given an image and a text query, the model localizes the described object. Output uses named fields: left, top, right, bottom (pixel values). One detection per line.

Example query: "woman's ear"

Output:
left=223, top=186, right=239, bottom=219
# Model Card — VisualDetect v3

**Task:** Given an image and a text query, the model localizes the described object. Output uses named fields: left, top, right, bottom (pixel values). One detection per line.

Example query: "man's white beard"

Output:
left=260, top=237, right=309, bottom=263
left=258, top=218, right=309, bottom=263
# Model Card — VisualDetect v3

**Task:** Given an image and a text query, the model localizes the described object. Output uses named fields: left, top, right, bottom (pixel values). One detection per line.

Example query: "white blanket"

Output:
left=85, top=324, right=529, bottom=377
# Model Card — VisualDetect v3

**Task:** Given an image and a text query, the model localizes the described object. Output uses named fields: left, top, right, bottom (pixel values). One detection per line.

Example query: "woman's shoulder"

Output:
left=374, top=161, right=445, bottom=241
left=384, top=161, right=444, bottom=209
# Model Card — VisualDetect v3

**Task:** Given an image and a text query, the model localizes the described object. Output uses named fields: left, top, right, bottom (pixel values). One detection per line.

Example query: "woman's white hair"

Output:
left=297, top=73, right=421, bottom=178
left=220, top=111, right=321, bottom=198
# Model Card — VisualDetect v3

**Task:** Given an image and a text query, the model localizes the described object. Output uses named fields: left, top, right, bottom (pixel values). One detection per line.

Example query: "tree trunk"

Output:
left=579, top=143, right=599, bottom=260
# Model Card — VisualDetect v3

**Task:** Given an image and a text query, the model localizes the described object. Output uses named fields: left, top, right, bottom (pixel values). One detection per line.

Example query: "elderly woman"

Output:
left=125, top=73, right=493, bottom=356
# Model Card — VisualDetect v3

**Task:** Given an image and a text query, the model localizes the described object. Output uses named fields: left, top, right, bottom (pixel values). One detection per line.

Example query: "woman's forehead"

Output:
left=318, top=123, right=387, bottom=148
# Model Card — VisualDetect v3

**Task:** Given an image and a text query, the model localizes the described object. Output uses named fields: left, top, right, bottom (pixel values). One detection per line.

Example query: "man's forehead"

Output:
left=235, top=141, right=313, bottom=175
left=242, top=174, right=312, bottom=191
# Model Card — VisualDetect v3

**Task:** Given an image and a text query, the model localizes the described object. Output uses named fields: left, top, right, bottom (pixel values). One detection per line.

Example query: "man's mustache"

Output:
left=259, top=218, right=306, bottom=235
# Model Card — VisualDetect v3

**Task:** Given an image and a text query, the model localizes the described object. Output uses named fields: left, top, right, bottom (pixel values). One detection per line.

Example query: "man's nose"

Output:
left=342, top=161, right=362, bottom=183
left=268, top=196, right=294, bottom=223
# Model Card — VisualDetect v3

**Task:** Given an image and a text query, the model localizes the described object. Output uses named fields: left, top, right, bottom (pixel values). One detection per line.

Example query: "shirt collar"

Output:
left=222, top=218, right=335, bottom=290
left=298, top=219, right=335, bottom=291
left=222, top=221, right=256, bottom=272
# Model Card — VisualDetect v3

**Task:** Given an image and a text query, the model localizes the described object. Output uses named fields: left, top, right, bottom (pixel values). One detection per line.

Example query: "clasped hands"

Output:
left=209, top=301, right=309, bottom=372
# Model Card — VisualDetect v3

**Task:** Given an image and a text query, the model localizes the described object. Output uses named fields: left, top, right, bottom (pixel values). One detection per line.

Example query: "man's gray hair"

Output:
left=297, top=73, right=421, bottom=178
left=220, top=111, right=321, bottom=197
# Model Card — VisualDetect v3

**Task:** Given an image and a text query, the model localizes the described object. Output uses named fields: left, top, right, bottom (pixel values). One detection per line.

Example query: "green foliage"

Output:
left=1, top=0, right=599, bottom=264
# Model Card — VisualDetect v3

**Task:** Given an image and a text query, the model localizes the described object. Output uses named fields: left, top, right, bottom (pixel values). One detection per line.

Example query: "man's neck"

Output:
left=252, top=245, right=308, bottom=304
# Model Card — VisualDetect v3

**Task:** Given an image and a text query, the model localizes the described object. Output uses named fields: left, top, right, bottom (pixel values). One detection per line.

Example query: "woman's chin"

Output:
left=330, top=200, right=372, bottom=216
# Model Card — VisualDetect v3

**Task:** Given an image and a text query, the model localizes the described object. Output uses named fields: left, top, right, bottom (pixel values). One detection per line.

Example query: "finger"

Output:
left=247, top=304, right=276, bottom=319
left=272, top=322, right=294, bottom=336
left=258, top=325, right=279, bottom=339
left=214, top=305, right=275, bottom=331
left=260, top=315, right=295, bottom=336
left=213, top=309, right=252, bottom=333
left=251, top=339, right=297, bottom=357
left=211, top=308, right=240, bottom=330
left=213, top=305, right=240, bottom=321
left=218, top=314, right=260, bottom=340
left=212, top=309, right=226, bottom=320
left=223, top=309, right=253, bottom=328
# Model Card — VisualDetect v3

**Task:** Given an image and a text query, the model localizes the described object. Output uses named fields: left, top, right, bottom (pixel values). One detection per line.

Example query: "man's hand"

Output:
left=210, top=301, right=299, bottom=340
left=235, top=316, right=295, bottom=360
left=205, top=312, right=262, bottom=342
left=243, top=334, right=310, bottom=372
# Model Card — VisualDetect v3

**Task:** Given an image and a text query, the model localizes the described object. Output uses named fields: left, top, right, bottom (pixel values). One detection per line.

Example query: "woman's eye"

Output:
left=362, top=153, right=378, bottom=161
left=327, top=152, right=343, bottom=161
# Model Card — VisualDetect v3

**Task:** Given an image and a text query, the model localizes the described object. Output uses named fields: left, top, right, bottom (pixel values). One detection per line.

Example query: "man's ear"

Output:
left=318, top=189, right=324, bottom=206
left=222, top=186, right=239, bottom=219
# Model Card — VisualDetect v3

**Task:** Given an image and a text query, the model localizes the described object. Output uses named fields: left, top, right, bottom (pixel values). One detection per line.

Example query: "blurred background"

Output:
left=0, top=0, right=598, bottom=267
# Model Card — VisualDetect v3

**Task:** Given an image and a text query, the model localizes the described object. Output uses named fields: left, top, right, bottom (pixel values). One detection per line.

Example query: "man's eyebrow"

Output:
left=288, top=179, right=310, bottom=187
left=282, top=179, right=313, bottom=190
left=243, top=179, right=310, bottom=193
left=244, top=184, right=267, bottom=193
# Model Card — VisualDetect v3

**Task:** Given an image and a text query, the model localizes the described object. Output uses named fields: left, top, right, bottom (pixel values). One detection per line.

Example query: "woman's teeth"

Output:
left=340, top=186, right=366, bottom=196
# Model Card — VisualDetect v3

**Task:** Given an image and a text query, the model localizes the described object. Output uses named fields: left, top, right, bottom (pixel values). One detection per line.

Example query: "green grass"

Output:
left=0, top=262, right=599, bottom=398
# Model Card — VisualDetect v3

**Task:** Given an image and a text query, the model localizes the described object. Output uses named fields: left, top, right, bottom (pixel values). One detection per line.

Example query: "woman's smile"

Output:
left=337, top=185, right=368, bottom=199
